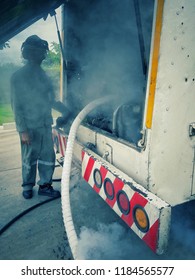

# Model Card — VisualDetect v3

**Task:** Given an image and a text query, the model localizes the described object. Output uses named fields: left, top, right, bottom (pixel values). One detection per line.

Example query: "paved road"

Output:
left=0, top=129, right=120, bottom=260
left=0, top=129, right=195, bottom=260
left=0, top=129, right=72, bottom=260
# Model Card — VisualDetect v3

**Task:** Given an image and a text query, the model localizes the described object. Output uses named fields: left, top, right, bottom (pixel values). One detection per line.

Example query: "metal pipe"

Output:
left=133, top=0, right=147, bottom=76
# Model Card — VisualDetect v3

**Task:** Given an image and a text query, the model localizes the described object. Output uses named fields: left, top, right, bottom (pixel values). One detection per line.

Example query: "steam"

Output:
left=64, top=0, right=155, bottom=145
left=76, top=223, right=136, bottom=260
left=66, top=0, right=154, bottom=113
left=76, top=222, right=159, bottom=260
left=75, top=202, right=195, bottom=260
left=66, top=0, right=195, bottom=260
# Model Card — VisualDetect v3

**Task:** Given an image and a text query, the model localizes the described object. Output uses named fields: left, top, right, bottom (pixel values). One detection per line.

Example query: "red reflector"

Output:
left=117, top=190, right=130, bottom=215
left=104, top=178, right=115, bottom=200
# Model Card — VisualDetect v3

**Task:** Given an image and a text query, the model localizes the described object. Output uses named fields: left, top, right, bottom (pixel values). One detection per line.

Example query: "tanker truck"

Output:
left=53, top=0, right=195, bottom=255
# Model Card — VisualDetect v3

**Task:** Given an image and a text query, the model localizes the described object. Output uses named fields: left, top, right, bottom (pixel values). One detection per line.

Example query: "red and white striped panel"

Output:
left=82, top=149, right=171, bottom=255
left=52, top=128, right=67, bottom=157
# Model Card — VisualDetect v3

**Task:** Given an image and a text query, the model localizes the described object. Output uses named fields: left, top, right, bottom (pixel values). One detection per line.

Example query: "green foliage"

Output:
left=0, top=104, right=14, bottom=125
left=0, top=104, right=60, bottom=125
left=43, top=42, right=61, bottom=68
left=0, top=63, right=19, bottom=104
left=43, top=42, right=61, bottom=100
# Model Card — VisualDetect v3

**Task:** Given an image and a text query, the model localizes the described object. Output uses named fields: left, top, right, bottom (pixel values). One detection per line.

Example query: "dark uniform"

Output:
left=11, top=35, right=69, bottom=199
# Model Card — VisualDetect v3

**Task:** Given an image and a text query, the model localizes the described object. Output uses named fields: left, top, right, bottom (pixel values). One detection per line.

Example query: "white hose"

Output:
left=61, top=96, right=111, bottom=260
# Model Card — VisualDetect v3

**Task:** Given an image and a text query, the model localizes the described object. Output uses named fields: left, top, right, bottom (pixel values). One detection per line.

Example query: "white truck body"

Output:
left=53, top=0, right=195, bottom=254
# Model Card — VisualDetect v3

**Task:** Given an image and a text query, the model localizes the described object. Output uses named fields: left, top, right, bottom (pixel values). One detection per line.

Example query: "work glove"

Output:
left=56, top=109, right=74, bottom=128
left=56, top=116, right=68, bottom=128
left=53, top=101, right=72, bottom=128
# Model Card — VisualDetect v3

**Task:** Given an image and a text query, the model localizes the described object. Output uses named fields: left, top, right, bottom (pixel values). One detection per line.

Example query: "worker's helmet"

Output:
left=21, top=35, right=49, bottom=61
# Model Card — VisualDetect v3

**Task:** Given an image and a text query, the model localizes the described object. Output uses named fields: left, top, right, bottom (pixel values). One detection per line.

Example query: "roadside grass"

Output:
left=0, top=104, right=14, bottom=125
left=0, top=103, right=61, bottom=125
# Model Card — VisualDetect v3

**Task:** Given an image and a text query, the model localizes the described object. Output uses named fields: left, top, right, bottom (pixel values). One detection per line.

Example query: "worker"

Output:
left=11, top=35, right=70, bottom=199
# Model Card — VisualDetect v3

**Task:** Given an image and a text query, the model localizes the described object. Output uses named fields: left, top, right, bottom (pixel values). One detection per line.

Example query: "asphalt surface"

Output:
left=0, top=128, right=120, bottom=260
left=0, top=128, right=195, bottom=260
left=0, top=129, right=72, bottom=260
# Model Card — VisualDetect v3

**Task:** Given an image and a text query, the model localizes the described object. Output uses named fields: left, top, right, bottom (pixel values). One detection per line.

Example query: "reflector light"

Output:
left=104, top=178, right=115, bottom=200
left=117, top=190, right=130, bottom=215
left=82, top=150, right=172, bottom=254
left=133, top=205, right=149, bottom=232
left=93, top=168, right=102, bottom=188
